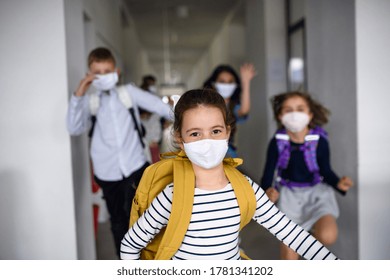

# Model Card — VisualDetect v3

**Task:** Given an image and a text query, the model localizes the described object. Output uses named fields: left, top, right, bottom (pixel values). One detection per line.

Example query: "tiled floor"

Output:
left=96, top=220, right=280, bottom=260
left=96, top=221, right=117, bottom=260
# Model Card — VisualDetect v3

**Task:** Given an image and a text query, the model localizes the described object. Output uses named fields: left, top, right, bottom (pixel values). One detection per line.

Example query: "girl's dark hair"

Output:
left=203, top=64, right=242, bottom=105
left=173, top=89, right=235, bottom=137
left=271, top=91, right=330, bottom=129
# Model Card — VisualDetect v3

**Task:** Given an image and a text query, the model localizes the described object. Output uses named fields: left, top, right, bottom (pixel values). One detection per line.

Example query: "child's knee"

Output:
left=315, top=227, right=338, bottom=245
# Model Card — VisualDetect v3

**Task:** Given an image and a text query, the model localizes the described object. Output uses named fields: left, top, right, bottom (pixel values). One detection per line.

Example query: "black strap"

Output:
left=128, top=108, right=145, bottom=148
left=88, top=115, right=97, bottom=138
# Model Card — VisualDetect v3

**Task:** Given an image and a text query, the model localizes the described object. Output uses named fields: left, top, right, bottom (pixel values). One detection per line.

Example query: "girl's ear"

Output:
left=277, top=113, right=283, bottom=123
left=116, top=68, right=121, bottom=76
left=308, top=111, right=314, bottom=122
left=174, top=132, right=184, bottom=150
left=226, top=125, right=231, bottom=140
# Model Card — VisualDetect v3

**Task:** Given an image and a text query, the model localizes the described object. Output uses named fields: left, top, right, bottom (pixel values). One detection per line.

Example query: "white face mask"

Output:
left=183, top=139, right=228, bottom=169
left=214, top=83, right=237, bottom=99
left=148, top=85, right=157, bottom=94
left=281, top=112, right=310, bottom=133
left=92, top=72, right=118, bottom=91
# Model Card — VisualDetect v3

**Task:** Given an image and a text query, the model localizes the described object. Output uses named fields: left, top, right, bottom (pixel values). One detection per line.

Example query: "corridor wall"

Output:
left=0, top=0, right=77, bottom=259
left=187, top=11, right=246, bottom=89
left=0, top=0, right=154, bottom=260
left=306, top=0, right=358, bottom=259
left=355, top=0, right=390, bottom=259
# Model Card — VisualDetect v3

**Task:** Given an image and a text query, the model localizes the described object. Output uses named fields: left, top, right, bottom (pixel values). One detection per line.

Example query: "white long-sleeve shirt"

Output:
left=141, top=113, right=162, bottom=144
left=120, top=176, right=338, bottom=260
left=66, top=84, right=173, bottom=181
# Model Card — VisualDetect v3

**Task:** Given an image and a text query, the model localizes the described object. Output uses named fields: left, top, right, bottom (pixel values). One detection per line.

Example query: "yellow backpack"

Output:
left=128, top=150, right=257, bottom=260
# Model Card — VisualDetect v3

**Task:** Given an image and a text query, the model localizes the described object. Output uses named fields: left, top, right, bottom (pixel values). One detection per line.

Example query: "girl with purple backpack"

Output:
left=260, top=91, right=353, bottom=260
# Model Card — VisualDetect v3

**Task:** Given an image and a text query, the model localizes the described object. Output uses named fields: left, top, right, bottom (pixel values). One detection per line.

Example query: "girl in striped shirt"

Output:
left=120, top=89, right=338, bottom=260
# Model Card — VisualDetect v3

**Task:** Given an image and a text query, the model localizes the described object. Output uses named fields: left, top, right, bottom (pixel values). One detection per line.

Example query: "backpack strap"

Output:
left=129, top=157, right=175, bottom=260
left=154, top=156, right=195, bottom=260
left=88, top=92, right=100, bottom=137
left=275, top=129, right=291, bottom=170
left=224, top=159, right=256, bottom=260
left=303, top=133, right=320, bottom=173
left=116, top=85, right=133, bottom=109
left=311, top=126, right=328, bottom=140
left=116, top=86, right=146, bottom=148
left=224, top=164, right=256, bottom=231
left=300, top=127, right=325, bottom=185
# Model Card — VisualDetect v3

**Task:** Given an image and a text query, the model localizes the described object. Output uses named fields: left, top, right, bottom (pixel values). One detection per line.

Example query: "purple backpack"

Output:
left=275, top=126, right=328, bottom=188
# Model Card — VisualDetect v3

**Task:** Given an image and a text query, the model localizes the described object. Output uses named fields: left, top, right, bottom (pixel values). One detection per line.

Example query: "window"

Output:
left=286, top=0, right=307, bottom=91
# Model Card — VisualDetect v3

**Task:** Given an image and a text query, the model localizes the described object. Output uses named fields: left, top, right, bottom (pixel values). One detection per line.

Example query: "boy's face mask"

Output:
left=281, top=111, right=310, bottom=133
left=148, top=85, right=157, bottom=94
left=214, top=83, right=237, bottom=99
left=183, top=138, right=228, bottom=169
left=92, top=72, right=118, bottom=91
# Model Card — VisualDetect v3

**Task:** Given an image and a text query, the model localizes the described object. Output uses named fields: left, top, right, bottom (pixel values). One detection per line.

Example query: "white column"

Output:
left=64, top=0, right=96, bottom=260
left=239, top=0, right=287, bottom=179
left=306, top=0, right=358, bottom=259
left=0, top=0, right=77, bottom=259
left=355, top=0, right=390, bottom=259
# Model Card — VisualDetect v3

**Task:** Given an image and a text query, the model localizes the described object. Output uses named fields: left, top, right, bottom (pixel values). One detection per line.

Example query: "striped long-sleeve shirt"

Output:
left=120, top=176, right=338, bottom=260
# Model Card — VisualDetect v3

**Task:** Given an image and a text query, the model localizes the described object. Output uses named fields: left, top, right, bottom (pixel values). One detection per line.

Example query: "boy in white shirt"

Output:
left=66, top=47, right=172, bottom=258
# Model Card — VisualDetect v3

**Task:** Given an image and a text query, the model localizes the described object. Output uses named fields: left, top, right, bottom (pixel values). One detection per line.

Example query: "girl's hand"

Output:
left=240, top=63, right=257, bottom=84
left=266, top=187, right=280, bottom=203
left=337, top=176, right=354, bottom=192
left=237, top=63, right=257, bottom=116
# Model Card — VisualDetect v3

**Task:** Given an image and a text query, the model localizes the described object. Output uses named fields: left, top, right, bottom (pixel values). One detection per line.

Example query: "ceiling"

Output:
left=123, top=0, right=245, bottom=85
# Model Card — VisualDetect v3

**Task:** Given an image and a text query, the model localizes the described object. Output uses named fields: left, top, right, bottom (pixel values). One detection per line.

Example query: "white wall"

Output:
left=306, top=0, right=358, bottom=259
left=355, top=0, right=390, bottom=259
left=208, top=26, right=231, bottom=69
left=0, top=0, right=77, bottom=259
left=187, top=15, right=246, bottom=89
left=239, top=0, right=287, bottom=180
left=64, top=0, right=96, bottom=260
left=122, top=24, right=155, bottom=86
left=0, top=0, right=152, bottom=260
left=263, top=0, right=287, bottom=138
left=84, top=0, right=123, bottom=55
left=187, top=53, right=211, bottom=90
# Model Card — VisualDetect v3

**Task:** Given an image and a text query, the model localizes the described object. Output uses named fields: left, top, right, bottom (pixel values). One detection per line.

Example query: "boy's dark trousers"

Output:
left=94, top=162, right=149, bottom=258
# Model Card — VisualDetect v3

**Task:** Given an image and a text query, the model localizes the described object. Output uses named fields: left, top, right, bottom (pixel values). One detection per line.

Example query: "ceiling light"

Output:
left=176, top=5, right=188, bottom=18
